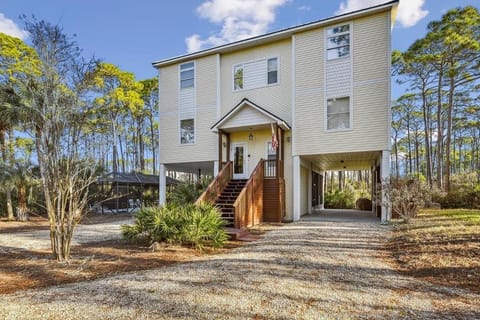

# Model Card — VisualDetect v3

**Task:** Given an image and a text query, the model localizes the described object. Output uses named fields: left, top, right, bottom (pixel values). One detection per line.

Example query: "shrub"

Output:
left=380, top=178, right=428, bottom=223
left=431, top=175, right=480, bottom=209
left=325, top=186, right=355, bottom=209
left=356, top=198, right=372, bottom=211
left=122, top=203, right=228, bottom=250
left=170, top=176, right=213, bottom=205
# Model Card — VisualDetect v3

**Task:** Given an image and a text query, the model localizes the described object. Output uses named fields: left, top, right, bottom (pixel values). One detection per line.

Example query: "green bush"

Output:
left=432, top=187, right=480, bottom=209
left=325, top=187, right=355, bottom=209
left=169, top=176, right=213, bottom=205
left=122, top=202, right=228, bottom=250
left=431, top=173, right=480, bottom=209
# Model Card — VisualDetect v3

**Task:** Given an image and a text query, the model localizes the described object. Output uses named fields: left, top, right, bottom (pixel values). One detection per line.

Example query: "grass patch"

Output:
left=388, top=209, right=480, bottom=293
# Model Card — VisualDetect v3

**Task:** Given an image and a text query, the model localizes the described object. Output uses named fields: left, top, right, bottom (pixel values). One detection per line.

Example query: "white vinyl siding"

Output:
left=233, top=57, right=278, bottom=91
left=325, top=25, right=352, bottom=132
left=221, top=106, right=273, bottom=130
left=179, top=62, right=196, bottom=145
left=160, top=57, right=218, bottom=163
left=294, top=11, right=390, bottom=155
left=220, top=40, right=291, bottom=124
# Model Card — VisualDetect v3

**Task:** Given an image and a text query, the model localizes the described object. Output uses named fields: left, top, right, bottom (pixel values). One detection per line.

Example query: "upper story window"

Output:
left=327, top=24, right=350, bottom=60
left=327, top=97, right=350, bottom=130
left=180, top=62, right=194, bottom=89
left=233, top=57, right=279, bottom=91
left=267, top=58, right=278, bottom=84
left=234, top=65, right=243, bottom=90
left=180, top=118, right=195, bottom=144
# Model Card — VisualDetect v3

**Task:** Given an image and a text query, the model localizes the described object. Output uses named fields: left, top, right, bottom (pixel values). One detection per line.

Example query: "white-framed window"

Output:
left=180, top=62, right=194, bottom=89
left=180, top=118, right=195, bottom=144
left=326, top=97, right=350, bottom=130
left=233, top=64, right=243, bottom=90
left=326, top=24, right=350, bottom=60
left=233, top=57, right=279, bottom=91
left=267, top=57, right=278, bottom=85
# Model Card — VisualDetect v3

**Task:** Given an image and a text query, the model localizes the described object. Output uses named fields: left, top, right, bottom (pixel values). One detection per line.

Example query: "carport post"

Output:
left=159, top=164, right=166, bottom=206
left=293, top=155, right=301, bottom=221
left=381, top=150, right=391, bottom=223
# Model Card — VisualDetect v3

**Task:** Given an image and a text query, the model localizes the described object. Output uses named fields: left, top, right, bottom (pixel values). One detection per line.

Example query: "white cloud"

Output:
left=0, top=13, right=27, bottom=39
left=185, top=0, right=289, bottom=53
left=298, top=5, right=311, bottom=12
left=336, top=0, right=428, bottom=28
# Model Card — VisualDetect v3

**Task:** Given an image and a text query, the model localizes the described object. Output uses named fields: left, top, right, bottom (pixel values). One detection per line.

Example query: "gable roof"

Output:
left=210, top=98, right=291, bottom=132
left=152, top=0, right=399, bottom=68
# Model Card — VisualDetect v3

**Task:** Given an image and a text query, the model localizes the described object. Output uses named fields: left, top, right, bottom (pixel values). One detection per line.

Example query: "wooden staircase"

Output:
left=215, top=179, right=247, bottom=227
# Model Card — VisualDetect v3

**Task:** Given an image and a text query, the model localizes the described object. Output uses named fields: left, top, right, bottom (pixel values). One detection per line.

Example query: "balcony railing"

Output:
left=264, top=159, right=283, bottom=178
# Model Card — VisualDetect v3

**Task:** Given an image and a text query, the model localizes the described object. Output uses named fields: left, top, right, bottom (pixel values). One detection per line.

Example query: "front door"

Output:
left=231, top=143, right=248, bottom=179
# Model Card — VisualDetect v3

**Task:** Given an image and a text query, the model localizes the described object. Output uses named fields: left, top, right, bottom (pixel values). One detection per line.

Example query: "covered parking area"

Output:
left=292, top=150, right=391, bottom=223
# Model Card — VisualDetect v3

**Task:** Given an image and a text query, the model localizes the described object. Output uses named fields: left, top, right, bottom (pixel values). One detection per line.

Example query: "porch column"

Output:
left=293, top=155, right=301, bottom=221
left=381, top=150, right=391, bottom=223
left=217, top=130, right=223, bottom=170
left=320, top=173, right=325, bottom=210
left=159, top=164, right=166, bottom=206
left=307, top=168, right=312, bottom=214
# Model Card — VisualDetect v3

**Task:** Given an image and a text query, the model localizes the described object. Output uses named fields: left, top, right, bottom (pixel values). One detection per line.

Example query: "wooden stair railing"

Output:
left=233, top=159, right=264, bottom=229
left=196, top=161, right=233, bottom=205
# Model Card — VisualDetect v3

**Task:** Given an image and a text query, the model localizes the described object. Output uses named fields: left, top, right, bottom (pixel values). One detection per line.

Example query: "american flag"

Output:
left=271, top=123, right=278, bottom=150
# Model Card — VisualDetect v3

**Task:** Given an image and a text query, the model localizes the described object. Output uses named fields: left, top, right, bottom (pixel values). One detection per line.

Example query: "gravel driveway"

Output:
left=0, top=210, right=479, bottom=319
left=0, top=218, right=132, bottom=251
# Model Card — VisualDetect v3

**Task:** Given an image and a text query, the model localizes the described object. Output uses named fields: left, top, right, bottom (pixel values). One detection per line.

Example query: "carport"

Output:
left=292, top=150, right=391, bottom=223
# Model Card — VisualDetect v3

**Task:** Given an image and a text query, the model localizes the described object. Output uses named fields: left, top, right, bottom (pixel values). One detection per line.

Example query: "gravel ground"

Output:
left=0, top=218, right=133, bottom=251
left=0, top=210, right=479, bottom=319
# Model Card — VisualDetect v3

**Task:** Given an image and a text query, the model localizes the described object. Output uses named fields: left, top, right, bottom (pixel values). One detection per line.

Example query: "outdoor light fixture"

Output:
left=249, top=133, right=254, bottom=141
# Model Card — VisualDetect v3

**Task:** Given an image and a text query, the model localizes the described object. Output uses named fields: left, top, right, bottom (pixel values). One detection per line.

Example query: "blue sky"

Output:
left=0, top=0, right=477, bottom=98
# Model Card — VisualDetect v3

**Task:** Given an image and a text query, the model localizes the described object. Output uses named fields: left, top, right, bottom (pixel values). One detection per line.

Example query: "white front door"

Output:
left=231, top=143, right=248, bottom=179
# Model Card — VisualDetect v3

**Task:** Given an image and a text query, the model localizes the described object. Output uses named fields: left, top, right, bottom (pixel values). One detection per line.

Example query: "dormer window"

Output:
left=327, top=24, right=350, bottom=60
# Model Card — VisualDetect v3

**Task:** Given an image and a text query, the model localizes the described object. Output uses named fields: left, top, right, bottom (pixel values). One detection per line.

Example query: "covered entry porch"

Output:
left=292, top=150, right=391, bottom=223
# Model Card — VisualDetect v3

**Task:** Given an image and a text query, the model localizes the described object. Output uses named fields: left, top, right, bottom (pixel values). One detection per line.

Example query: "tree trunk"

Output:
left=112, top=123, right=118, bottom=172
left=16, top=187, right=29, bottom=221
left=444, top=75, right=454, bottom=192
left=421, top=90, right=433, bottom=187
left=436, top=68, right=444, bottom=189
left=149, top=113, right=157, bottom=174
left=0, top=130, right=15, bottom=220
left=118, top=133, right=126, bottom=173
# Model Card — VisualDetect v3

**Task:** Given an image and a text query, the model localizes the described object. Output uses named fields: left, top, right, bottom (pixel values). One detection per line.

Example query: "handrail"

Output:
left=195, top=161, right=232, bottom=205
left=233, top=159, right=264, bottom=228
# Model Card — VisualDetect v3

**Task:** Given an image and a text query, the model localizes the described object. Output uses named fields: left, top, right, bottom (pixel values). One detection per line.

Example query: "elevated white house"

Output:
left=153, top=1, right=398, bottom=226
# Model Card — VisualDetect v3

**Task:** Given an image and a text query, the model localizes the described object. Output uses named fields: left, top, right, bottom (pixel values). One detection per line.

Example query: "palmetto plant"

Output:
left=122, top=203, right=227, bottom=250
left=0, top=162, right=38, bottom=221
